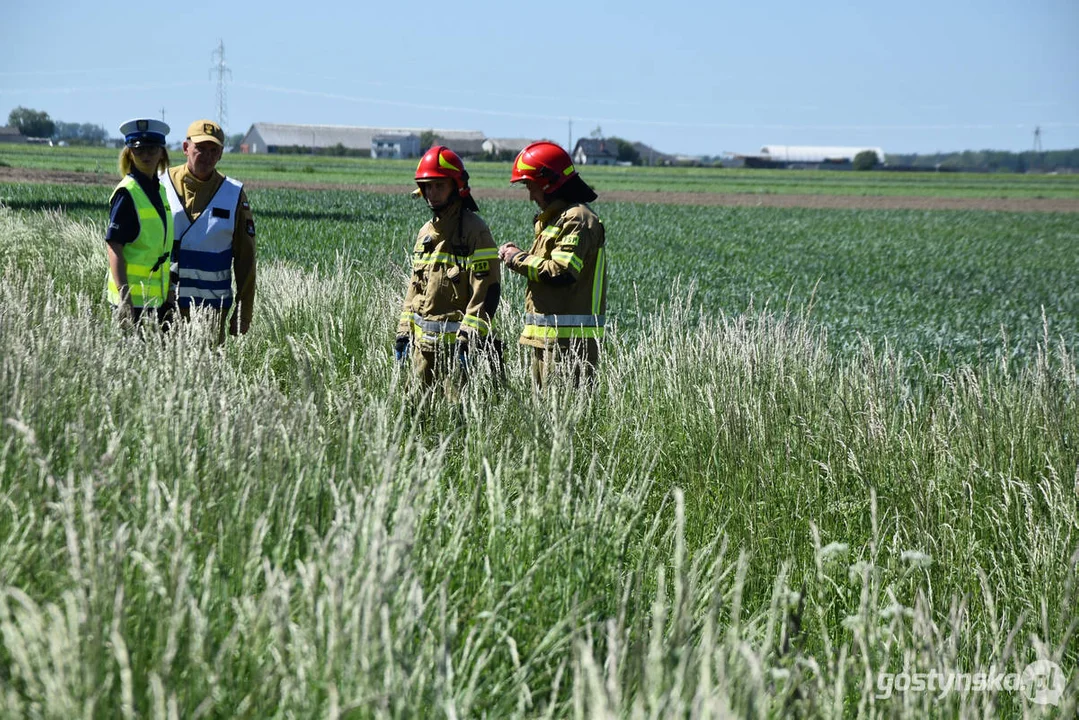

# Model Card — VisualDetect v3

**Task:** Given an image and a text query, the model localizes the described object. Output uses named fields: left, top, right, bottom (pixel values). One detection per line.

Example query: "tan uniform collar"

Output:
left=535, top=198, right=570, bottom=227
left=177, top=163, right=223, bottom=188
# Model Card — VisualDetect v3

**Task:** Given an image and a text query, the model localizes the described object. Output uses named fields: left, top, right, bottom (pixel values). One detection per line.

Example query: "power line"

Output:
left=1032, top=125, right=1045, bottom=171
left=210, top=40, right=231, bottom=135
left=229, top=82, right=1079, bottom=134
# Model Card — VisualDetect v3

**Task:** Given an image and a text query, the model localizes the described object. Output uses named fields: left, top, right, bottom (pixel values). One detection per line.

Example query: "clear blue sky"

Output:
left=2, top=0, right=1076, bottom=156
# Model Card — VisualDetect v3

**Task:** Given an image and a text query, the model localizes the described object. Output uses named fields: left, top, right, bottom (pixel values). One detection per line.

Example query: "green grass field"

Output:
left=0, top=172, right=1076, bottom=717
left=4, top=143, right=1079, bottom=198
left=4, top=181, right=1077, bottom=367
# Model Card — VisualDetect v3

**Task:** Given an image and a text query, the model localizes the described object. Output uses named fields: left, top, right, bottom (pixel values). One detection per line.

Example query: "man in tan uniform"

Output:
left=162, top=119, right=256, bottom=341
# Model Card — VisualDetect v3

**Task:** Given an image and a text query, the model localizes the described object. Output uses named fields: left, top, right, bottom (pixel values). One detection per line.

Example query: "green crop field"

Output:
left=0, top=175, right=1076, bottom=717
left=4, top=181, right=1077, bottom=366
left=5, top=143, right=1079, bottom=198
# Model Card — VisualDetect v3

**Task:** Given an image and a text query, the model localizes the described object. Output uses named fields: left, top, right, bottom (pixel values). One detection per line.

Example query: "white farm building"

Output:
left=239, top=123, right=486, bottom=158
left=756, top=145, right=885, bottom=166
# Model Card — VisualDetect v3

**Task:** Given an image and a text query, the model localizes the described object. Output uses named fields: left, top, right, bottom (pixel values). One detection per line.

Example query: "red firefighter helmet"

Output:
left=510, top=141, right=578, bottom=193
left=415, top=145, right=478, bottom=210
left=416, top=146, right=469, bottom=191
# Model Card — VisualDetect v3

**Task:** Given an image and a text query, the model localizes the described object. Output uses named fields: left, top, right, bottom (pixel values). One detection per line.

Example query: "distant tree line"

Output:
left=606, top=137, right=641, bottom=165
left=8, top=106, right=109, bottom=146
left=8, top=107, right=56, bottom=138
left=853, top=150, right=881, bottom=171
left=52, top=121, right=109, bottom=145
left=887, top=149, right=1079, bottom=173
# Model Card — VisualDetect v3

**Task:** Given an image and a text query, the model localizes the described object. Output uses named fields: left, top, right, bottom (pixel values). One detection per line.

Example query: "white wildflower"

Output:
left=818, top=542, right=849, bottom=562
left=848, top=560, right=871, bottom=584
left=900, top=550, right=932, bottom=569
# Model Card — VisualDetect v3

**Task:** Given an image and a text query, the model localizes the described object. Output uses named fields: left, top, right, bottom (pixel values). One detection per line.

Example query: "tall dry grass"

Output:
left=0, top=206, right=1075, bottom=717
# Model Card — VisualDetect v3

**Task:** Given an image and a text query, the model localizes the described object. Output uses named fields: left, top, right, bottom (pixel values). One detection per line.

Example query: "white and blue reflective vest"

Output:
left=162, top=173, right=242, bottom=310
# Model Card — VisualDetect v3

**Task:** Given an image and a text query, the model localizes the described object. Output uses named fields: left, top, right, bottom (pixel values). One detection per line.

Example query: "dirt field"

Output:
left=3, top=166, right=1078, bottom=213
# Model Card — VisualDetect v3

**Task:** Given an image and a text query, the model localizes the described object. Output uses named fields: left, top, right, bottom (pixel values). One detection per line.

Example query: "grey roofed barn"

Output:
left=0, top=126, right=28, bottom=144
left=239, top=123, right=486, bottom=156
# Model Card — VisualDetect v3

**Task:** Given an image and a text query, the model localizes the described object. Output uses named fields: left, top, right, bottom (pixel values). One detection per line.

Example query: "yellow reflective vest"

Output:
left=106, top=175, right=174, bottom=308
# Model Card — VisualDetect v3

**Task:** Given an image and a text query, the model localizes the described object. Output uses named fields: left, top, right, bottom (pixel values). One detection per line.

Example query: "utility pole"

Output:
left=1031, top=126, right=1044, bottom=172
left=160, top=107, right=166, bottom=123
left=209, top=39, right=231, bottom=136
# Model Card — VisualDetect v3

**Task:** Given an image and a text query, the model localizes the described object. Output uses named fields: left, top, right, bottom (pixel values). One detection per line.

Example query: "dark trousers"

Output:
left=178, top=304, right=230, bottom=344
left=114, top=302, right=175, bottom=333
left=530, top=339, right=599, bottom=389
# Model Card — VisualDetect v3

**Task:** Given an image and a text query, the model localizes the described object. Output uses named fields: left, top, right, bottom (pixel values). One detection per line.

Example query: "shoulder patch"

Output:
left=558, top=234, right=579, bottom=247
left=472, top=259, right=489, bottom=273
left=246, top=219, right=256, bottom=237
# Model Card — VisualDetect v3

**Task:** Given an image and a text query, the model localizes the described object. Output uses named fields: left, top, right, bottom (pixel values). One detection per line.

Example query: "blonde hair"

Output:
left=118, top=146, right=170, bottom=177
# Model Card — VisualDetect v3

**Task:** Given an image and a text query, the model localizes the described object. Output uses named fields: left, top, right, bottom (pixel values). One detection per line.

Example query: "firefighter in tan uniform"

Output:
left=162, top=119, right=256, bottom=343
left=396, top=146, right=501, bottom=388
left=498, top=142, right=607, bottom=388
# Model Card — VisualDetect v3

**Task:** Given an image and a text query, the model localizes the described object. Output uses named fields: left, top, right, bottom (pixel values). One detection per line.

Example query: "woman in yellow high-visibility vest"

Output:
left=105, top=118, right=175, bottom=328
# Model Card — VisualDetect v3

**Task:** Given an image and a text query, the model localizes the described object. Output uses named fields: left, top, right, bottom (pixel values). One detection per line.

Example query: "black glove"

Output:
left=456, top=338, right=469, bottom=372
left=394, top=333, right=410, bottom=363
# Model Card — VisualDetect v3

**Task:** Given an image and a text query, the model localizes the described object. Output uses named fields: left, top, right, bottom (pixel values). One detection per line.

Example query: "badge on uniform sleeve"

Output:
left=472, top=260, right=489, bottom=273
left=246, top=219, right=256, bottom=236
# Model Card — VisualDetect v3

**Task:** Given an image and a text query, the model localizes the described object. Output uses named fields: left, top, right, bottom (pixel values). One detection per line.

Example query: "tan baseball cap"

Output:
left=186, top=119, right=224, bottom=146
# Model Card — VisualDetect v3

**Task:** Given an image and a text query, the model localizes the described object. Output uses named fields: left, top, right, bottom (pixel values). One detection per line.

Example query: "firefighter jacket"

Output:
left=398, top=199, right=501, bottom=349
left=164, top=164, right=257, bottom=333
left=504, top=199, right=607, bottom=348
left=106, top=174, right=174, bottom=308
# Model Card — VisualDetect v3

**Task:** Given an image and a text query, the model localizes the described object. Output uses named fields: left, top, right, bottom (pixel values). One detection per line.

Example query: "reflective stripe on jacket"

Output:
left=407, top=312, right=462, bottom=344
left=164, top=173, right=242, bottom=309
left=522, top=312, right=605, bottom=340
left=398, top=200, right=501, bottom=349
left=510, top=199, right=607, bottom=347
left=106, top=175, right=174, bottom=308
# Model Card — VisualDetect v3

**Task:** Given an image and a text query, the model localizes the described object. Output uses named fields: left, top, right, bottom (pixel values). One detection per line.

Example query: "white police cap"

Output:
left=120, top=118, right=170, bottom=147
